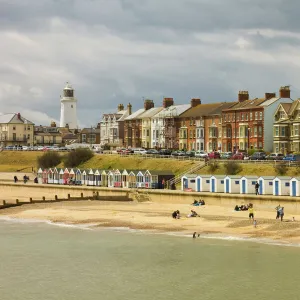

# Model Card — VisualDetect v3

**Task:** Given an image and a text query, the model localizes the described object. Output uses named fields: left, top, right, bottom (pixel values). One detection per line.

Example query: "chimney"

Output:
left=238, top=91, right=249, bottom=102
left=118, top=104, right=124, bottom=112
left=163, top=97, right=174, bottom=108
left=127, top=103, right=132, bottom=115
left=50, top=121, right=56, bottom=127
left=265, top=92, right=276, bottom=100
left=190, top=98, right=201, bottom=107
left=144, top=99, right=154, bottom=111
left=17, top=113, right=21, bottom=120
left=279, top=86, right=290, bottom=98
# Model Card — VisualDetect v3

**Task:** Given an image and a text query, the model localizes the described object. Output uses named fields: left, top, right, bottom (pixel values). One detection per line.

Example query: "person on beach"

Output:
left=14, top=175, right=18, bottom=183
left=255, top=182, right=260, bottom=195
left=193, top=232, right=197, bottom=238
left=249, top=206, right=254, bottom=220
left=275, top=205, right=281, bottom=219
left=279, top=207, right=284, bottom=222
left=253, top=220, right=257, bottom=228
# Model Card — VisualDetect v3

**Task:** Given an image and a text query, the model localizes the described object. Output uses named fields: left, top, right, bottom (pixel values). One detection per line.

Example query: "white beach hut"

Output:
left=108, top=171, right=114, bottom=188
left=273, top=176, right=292, bottom=196
left=195, top=175, right=211, bottom=192
left=58, top=168, right=64, bottom=185
left=101, top=170, right=108, bottom=187
left=136, top=171, right=145, bottom=188
left=53, top=168, right=59, bottom=184
left=47, top=169, right=54, bottom=184
left=210, top=175, right=225, bottom=193
left=122, top=170, right=129, bottom=188
left=81, top=170, right=88, bottom=186
left=37, top=168, right=43, bottom=184
left=224, top=175, right=242, bottom=194
left=75, top=169, right=82, bottom=185
left=258, top=176, right=275, bottom=195
left=94, top=169, right=101, bottom=186
left=87, top=169, right=95, bottom=186
left=181, top=174, right=197, bottom=191
left=290, top=177, right=300, bottom=197
left=144, top=170, right=151, bottom=189
left=240, top=176, right=258, bottom=194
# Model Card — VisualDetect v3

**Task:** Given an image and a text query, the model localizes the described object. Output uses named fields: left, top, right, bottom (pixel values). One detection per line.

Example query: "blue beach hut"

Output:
left=224, top=176, right=241, bottom=194
left=258, top=176, right=274, bottom=195
left=195, top=175, right=211, bottom=192
left=240, top=176, right=258, bottom=194
left=273, top=176, right=291, bottom=196
left=290, top=177, right=300, bottom=197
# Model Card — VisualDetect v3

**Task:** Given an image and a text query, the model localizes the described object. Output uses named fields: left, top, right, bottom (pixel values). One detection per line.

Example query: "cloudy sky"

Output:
left=1, top=0, right=300, bottom=127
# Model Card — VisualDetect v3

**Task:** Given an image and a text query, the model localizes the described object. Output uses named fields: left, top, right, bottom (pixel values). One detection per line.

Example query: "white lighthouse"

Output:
left=60, top=82, right=78, bottom=129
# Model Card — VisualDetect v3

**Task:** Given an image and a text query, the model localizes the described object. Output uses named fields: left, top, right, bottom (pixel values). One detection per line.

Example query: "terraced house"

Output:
left=222, top=87, right=293, bottom=152
left=273, top=99, right=300, bottom=153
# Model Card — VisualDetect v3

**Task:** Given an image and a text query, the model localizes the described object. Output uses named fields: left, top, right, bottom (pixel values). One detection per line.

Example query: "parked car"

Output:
left=283, top=154, right=300, bottom=161
left=146, top=149, right=159, bottom=155
left=208, top=151, right=220, bottom=159
left=185, top=151, right=195, bottom=157
left=195, top=150, right=208, bottom=158
left=221, top=152, right=233, bottom=159
left=249, top=152, right=266, bottom=160
left=231, top=152, right=244, bottom=160
left=266, top=153, right=284, bottom=160
left=159, top=149, right=172, bottom=156
left=133, top=148, right=147, bottom=155
left=5, top=146, right=14, bottom=150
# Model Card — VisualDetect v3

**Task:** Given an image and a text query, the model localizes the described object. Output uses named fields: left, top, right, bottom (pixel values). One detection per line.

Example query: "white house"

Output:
left=151, top=99, right=191, bottom=149
left=273, top=176, right=291, bottom=196
left=240, top=176, right=258, bottom=194
left=210, top=175, right=225, bottom=193
left=100, top=104, right=129, bottom=147
left=224, top=176, right=242, bottom=194
left=290, top=177, right=300, bottom=197
left=258, top=176, right=275, bottom=195
left=195, top=175, right=211, bottom=192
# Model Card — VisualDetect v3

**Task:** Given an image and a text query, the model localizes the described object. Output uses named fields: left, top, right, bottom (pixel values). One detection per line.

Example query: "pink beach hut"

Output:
left=63, top=168, right=70, bottom=184
left=113, top=170, right=122, bottom=188
left=42, top=169, right=48, bottom=184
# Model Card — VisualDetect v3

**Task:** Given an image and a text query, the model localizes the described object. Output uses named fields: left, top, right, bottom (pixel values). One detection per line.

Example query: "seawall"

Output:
left=0, top=182, right=299, bottom=212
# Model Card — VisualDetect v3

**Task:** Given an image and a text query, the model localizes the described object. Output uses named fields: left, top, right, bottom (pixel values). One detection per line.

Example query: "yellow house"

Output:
left=0, top=113, right=34, bottom=146
left=137, top=107, right=163, bottom=149
left=34, top=122, right=63, bottom=146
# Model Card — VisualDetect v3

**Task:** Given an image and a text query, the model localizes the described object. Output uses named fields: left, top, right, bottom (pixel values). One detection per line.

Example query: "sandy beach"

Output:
left=1, top=199, right=300, bottom=244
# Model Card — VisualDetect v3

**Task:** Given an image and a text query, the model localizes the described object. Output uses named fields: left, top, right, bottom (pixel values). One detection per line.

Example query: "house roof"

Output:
left=223, top=98, right=266, bottom=111
left=207, top=102, right=237, bottom=115
left=0, top=113, right=34, bottom=125
left=80, top=128, right=100, bottom=134
left=124, top=108, right=145, bottom=120
left=137, top=107, right=164, bottom=119
left=179, top=103, right=224, bottom=118
left=280, top=103, right=293, bottom=114
left=154, top=104, right=191, bottom=118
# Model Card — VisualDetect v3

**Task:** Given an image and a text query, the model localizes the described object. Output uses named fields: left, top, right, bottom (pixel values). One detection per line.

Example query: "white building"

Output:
left=60, top=82, right=78, bottom=129
left=100, top=104, right=129, bottom=147
left=151, top=98, right=190, bottom=149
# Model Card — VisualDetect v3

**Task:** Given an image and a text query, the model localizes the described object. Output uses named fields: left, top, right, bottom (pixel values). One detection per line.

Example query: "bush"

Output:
left=37, top=151, right=61, bottom=169
left=248, top=148, right=264, bottom=156
left=224, top=161, right=242, bottom=175
left=64, top=148, right=94, bottom=168
left=274, top=164, right=288, bottom=176
left=208, top=161, right=219, bottom=173
left=103, top=144, right=110, bottom=150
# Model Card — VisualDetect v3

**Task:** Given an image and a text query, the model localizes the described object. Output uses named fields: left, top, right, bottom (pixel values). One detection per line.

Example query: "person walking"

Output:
left=275, top=204, right=281, bottom=219
left=255, top=181, right=260, bottom=195
left=279, top=207, right=285, bottom=222
left=249, top=206, right=254, bottom=220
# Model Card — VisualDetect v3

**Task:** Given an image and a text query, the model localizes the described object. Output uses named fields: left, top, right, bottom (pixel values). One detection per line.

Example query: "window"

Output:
left=206, top=180, right=210, bottom=184
left=285, top=182, right=290, bottom=187
left=245, top=113, right=248, bottom=121
left=200, top=142, right=204, bottom=151
left=254, top=127, right=257, bottom=137
left=280, top=127, right=286, bottom=136
left=237, top=114, right=239, bottom=121
left=235, top=181, right=239, bottom=185
left=258, top=126, right=262, bottom=137
left=200, top=129, right=204, bottom=138
left=241, top=113, right=244, bottom=121
left=269, top=182, right=273, bottom=186
left=259, top=112, right=263, bottom=120
left=190, top=180, right=195, bottom=183
left=82, top=134, right=86, bottom=142
left=250, top=112, right=252, bottom=120
left=294, top=126, right=299, bottom=136
left=251, top=181, right=256, bottom=185
left=71, top=105, right=73, bottom=108
left=221, top=180, right=224, bottom=184
left=280, top=111, right=285, bottom=119
left=274, top=127, right=279, bottom=136
left=259, top=141, right=262, bottom=148
left=147, top=130, right=149, bottom=137
left=255, top=112, right=258, bottom=120
left=13, top=126, right=16, bottom=130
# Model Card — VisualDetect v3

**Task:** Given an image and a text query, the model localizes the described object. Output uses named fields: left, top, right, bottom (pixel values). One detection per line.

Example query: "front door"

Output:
left=225, top=179, right=229, bottom=193
left=259, top=180, right=263, bottom=195
left=242, top=180, right=246, bottom=194
left=197, top=178, right=201, bottom=192
left=211, top=178, right=215, bottom=193
left=292, top=181, right=297, bottom=196
left=275, top=181, right=279, bottom=196
left=183, top=178, right=188, bottom=189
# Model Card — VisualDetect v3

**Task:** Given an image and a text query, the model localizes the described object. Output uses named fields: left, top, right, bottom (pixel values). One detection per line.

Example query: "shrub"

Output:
left=208, top=161, right=219, bottom=173
left=274, top=164, right=288, bottom=176
left=248, top=148, right=264, bottom=156
left=37, top=151, right=61, bottom=169
left=103, top=144, right=110, bottom=150
left=224, top=161, right=242, bottom=175
left=64, top=148, right=94, bottom=168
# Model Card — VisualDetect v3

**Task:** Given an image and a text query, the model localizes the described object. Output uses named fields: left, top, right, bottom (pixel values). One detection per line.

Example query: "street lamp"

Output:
left=247, top=127, right=250, bottom=155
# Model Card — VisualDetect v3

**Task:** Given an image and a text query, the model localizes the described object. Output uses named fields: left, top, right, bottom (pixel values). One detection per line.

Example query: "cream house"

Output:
left=0, top=113, right=34, bottom=147
left=34, top=122, right=63, bottom=145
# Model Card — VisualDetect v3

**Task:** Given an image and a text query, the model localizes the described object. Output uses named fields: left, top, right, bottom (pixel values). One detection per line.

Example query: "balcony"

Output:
left=0, top=137, right=28, bottom=142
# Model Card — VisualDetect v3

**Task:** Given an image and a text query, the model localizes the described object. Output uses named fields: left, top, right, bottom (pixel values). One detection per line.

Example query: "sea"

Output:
left=0, top=218, right=300, bottom=300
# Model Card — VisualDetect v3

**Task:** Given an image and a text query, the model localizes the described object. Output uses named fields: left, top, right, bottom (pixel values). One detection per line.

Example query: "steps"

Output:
left=132, top=189, right=151, bottom=202
left=166, top=160, right=207, bottom=188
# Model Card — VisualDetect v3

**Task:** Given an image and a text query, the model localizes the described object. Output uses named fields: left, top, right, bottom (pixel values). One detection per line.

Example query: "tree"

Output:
left=274, top=164, right=288, bottom=176
left=37, top=151, right=61, bottom=169
left=64, top=148, right=94, bottom=167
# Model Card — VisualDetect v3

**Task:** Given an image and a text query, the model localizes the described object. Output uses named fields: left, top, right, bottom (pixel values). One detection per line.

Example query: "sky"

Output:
left=1, top=0, right=300, bottom=127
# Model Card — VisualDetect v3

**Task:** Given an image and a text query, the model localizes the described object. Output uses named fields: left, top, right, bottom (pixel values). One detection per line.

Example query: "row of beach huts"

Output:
left=182, top=174, right=300, bottom=197
left=37, top=168, right=174, bottom=189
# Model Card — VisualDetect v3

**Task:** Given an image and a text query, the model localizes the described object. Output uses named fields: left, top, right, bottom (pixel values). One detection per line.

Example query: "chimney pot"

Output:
left=265, top=92, right=276, bottom=100
left=190, top=98, right=201, bottom=107
left=238, top=91, right=249, bottom=103
left=144, top=99, right=154, bottom=110
left=279, top=86, right=290, bottom=98
left=127, top=103, right=132, bottom=115
left=163, top=97, right=174, bottom=108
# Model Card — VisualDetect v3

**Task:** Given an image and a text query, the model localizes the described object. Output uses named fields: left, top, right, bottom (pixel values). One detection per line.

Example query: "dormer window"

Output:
left=279, top=111, right=285, bottom=119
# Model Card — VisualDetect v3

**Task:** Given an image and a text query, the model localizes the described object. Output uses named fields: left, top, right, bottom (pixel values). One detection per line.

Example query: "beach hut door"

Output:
left=292, top=181, right=296, bottom=196
left=275, top=181, right=279, bottom=196
left=259, top=180, right=263, bottom=195
left=225, top=179, right=229, bottom=193
left=211, top=178, right=215, bottom=193
left=183, top=178, right=188, bottom=189
left=242, top=180, right=246, bottom=194
left=197, top=178, right=201, bottom=192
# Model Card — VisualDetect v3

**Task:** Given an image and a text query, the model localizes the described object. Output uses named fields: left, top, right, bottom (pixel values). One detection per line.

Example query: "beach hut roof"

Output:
left=275, top=176, right=292, bottom=180
left=88, top=169, right=94, bottom=175
left=241, top=175, right=258, bottom=179
left=258, top=176, right=275, bottom=180
left=94, top=170, right=100, bottom=175
left=64, top=168, right=69, bottom=173
left=59, top=169, right=64, bottom=174
left=291, top=177, right=300, bottom=181
left=53, top=167, right=58, bottom=173
left=76, top=169, right=82, bottom=174
left=211, top=175, right=226, bottom=179
left=183, top=174, right=197, bottom=178
left=37, top=168, right=43, bottom=173
left=196, top=174, right=211, bottom=178
left=69, top=169, right=75, bottom=175
left=122, top=170, right=129, bottom=175
left=224, top=175, right=242, bottom=179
